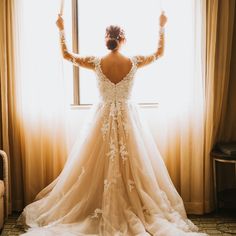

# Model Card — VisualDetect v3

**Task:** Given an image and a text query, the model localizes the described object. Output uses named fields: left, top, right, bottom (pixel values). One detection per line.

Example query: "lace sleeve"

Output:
left=59, top=30, right=97, bottom=69
left=133, top=54, right=159, bottom=68
left=133, top=27, right=165, bottom=68
left=71, top=55, right=98, bottom=69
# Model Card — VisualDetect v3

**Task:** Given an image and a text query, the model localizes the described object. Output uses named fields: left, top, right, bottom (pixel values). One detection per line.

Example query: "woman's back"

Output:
left=100, top=53, right=133, bottom=85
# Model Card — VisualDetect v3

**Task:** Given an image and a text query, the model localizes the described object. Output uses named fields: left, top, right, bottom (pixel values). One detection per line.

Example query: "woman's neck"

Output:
left=110, top=50, right=120, bottom=55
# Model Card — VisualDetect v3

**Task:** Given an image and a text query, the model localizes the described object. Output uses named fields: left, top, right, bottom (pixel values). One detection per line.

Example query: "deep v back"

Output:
left=94, top=56, right=138, bottom=103
left=99, top=57, right=134, bottom=85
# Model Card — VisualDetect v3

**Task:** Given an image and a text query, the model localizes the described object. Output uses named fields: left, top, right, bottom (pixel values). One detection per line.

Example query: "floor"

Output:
left=1, top=212, right=236, bottom=236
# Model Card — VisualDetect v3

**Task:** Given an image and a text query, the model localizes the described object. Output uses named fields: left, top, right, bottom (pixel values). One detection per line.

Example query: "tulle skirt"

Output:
left=18, top=101, right=208, bottom=236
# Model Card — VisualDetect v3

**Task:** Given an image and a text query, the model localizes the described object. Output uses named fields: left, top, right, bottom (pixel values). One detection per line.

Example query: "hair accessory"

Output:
left=105, top=25, right=125, bottom=41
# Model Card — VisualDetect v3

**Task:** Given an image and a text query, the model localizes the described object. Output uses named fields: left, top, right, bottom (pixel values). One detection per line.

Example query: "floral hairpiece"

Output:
left=105, top=27, right=125, bottom=40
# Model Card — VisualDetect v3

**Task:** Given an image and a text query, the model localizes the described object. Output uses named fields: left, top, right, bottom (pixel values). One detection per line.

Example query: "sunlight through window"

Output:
left=77, top=0, right=195, bottom=108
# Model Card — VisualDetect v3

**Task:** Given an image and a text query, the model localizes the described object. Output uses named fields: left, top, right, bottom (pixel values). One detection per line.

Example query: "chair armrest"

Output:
left=0, top=150, right=9, bottom=218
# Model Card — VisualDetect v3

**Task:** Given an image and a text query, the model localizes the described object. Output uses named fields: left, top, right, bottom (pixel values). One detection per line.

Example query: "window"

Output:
left=70, top=0, right=198, bottom=108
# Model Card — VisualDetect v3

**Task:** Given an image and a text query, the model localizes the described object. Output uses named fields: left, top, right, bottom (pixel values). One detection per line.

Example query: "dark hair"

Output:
left=105, top=25, right=125, bottom=51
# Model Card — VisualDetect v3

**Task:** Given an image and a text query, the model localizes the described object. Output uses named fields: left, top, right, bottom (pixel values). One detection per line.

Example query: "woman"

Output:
left=17, top=12, right=208, bottom=236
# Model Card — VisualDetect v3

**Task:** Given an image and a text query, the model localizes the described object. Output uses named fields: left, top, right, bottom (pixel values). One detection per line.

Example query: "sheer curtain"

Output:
left=14, top=0, right=73, bottom=204
left=141, top=0, right=207, bottom=214
left=0, top=0, right=23, bottom=213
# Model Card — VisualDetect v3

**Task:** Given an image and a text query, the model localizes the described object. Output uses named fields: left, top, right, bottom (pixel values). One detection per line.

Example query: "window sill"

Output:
left=70, top=103, right=159, bottom=110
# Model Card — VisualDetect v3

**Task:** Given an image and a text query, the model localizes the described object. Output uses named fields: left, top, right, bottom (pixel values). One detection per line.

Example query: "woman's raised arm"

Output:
left=56, top=15, right=96, bottom=69
left=134, top=12, right=167, bottom=68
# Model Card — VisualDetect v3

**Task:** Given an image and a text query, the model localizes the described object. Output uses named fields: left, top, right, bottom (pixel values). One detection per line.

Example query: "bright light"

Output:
left=78, top=0, right=196, bottom=111
left=19, top=0, right=201, bottom=120
left=18, top=0, right=73, bottom=121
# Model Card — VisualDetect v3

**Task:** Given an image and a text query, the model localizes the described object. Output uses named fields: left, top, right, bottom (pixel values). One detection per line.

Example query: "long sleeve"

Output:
left=134, top=27, right=165, bottom=68
left=59, top=30, right=96, bottom=70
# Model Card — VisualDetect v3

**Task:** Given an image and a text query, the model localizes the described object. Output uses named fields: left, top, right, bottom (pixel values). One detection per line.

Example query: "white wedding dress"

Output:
left=18, top=56, right=208, bottom=236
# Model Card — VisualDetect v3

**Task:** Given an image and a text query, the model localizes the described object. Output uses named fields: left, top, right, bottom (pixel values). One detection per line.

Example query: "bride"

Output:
left=17, top=12, right=208, bottom=236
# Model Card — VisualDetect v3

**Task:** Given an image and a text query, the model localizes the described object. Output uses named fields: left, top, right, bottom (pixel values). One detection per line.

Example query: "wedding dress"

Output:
left=18, top=56, right=208, bottom=236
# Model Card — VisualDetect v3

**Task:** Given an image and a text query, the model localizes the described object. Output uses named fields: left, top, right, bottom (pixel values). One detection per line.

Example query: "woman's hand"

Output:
left=56, top=14, right=64, bottom=30
left=159, top=11, right=167, bottom=27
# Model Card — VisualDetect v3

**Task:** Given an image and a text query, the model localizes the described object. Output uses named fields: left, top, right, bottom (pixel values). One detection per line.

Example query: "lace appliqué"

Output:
left=104, top=178, right=117, bottom=191
left=133, top=54, right=158, bottom=67
left=142, top=206, right=151, bottom=216
left=114, top=230, right=124, bottom=236
left=110, top=102, right=122, bottom=119
left=91, top=208, right=103, bottom=219
left=119, top=139, right=128, bottom=164
left=101, top=102, right=129, bottom=140
left=101, top=119, right=109, bottom=140
left=127, top=179, right=135, bottom=192
left=72, top=56, right=98, bottom=67
left=151, top=53, right=158, bottom=62
left=123, top=121, right=130, bottom=138
left=106, top=138, right=117, bottom=162
left=104, top=179, right=110, bottom=191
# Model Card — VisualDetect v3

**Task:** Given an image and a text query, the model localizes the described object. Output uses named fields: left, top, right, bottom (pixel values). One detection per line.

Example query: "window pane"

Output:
left=19, top=0, right=74, bottom=110
left=78, top=0, right=196, bottom=105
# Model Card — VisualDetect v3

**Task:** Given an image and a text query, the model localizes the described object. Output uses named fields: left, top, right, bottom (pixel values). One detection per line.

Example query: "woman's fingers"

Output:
left=159, top=13, right=167, bottom=27
left=56, top=15, right=64, bottom=30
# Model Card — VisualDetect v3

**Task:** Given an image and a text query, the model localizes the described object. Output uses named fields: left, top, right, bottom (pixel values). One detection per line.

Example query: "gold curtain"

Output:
left=13, top=0, right=70, bottom=205
left=0, top=0, right=24, bottom=213
left=0, top=0, right=69, bottom=210
left=218, top=1, right=236, bottom=141
left=204, top=0, right=235, bottom=211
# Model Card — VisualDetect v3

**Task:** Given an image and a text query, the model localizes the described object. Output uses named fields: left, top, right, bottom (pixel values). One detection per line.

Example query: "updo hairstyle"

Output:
left=105, top=25, right=126, bottom=50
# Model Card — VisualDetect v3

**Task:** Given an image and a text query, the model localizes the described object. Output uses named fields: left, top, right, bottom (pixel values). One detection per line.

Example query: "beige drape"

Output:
left=218, top=1, right=236, bottom=141
left=14, top=0, right=70, bottom=205
left=0, top=0, right=69, bottom=209
left=204, top=0, right=235, bottom=211
left=144, top=0, right=206, bottom=214
left=0, top=0, right=24, bottom=213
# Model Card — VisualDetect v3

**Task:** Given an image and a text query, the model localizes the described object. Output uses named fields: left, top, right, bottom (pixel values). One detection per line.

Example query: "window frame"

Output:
left=71, top=0, right=158, bottom=108
left=71, top=0, right=80, bottom=105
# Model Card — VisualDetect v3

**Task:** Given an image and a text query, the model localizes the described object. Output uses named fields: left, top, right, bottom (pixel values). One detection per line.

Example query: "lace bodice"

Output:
left=93, top=57, right=138, bottom=103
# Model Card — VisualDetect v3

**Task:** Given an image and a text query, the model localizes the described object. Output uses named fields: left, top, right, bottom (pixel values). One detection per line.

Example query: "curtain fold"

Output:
left=14, top=0, right=71, bottom=205
left=0, top=0, right=24, bottom=213
left=218, top=1, right=236, bottom=141
left=205, top=0, right=235, bottom=148
left=214, top=0, right=235, bottom=141
left=146, top=0, right=206, bottom=214
left=1, top=0, right=71, bottom=210
left=204, top=0, right=235, bottom=212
